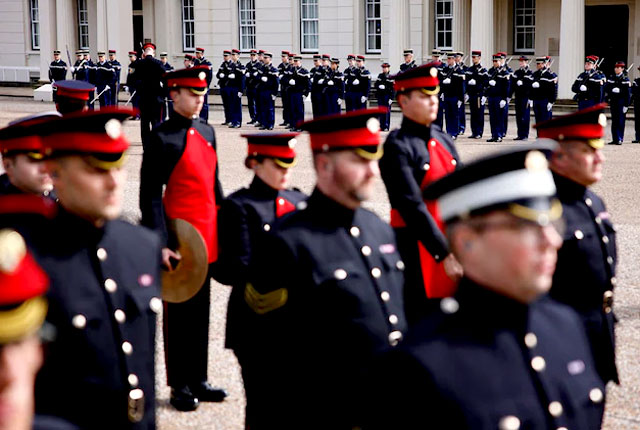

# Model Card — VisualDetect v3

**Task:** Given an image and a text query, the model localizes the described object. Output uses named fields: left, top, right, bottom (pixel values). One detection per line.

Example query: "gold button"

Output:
left=574, top=230, right=584, bottom=240
left=548, top=401, right=563, bottom=417
left=396, top=260, right=405, bottom=270
left=97, top=248, right=108, bottom=261
left=361, top=246, right=372, bottom=256
left=389, top=314, right=398, bottom=324
left=422, top=163, right=430, bottom=171
left=524, top=332, right=537, bottom=349
left=122, top=341, right=133, bottom=355
left=531, top=356, right=546, bottom=372
left=380, top=291, right=390, bottom=302
left=585, top=198, right=592, bottom=207
left=278, top=198, right=284, bottom=205
left=104, top=278, right=117, bottom=293
left=602, top=236, right=609, bottom=244
left=350, top=226, right=360, bottom=237
left=498, top=415, right=520, bottom=430
left=149, top=297, right=162, bottom=313
left=189, top=130, right=195, bottom=135
left=430, top=140, right=436, bottom=147
left=72, top=314, right=87, bottom=329
left=371, top=267, right=382, bottom=278
left=440, top=297, right=459, bottom=314
left=334, top=269, right=347, bottom=280
left=451, top=159, right=457, bottom=166
left=114, top=309, right=126, bottom=323
left=388, top=330, right=403, bottom=346
left=589, top=388, right=603, bottom=403
left=263, top=223, right=271, bottom=232
left=128, top=373, right=139, bottom=388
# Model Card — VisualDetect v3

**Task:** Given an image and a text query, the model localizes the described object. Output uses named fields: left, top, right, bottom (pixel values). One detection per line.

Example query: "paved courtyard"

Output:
left=1, top=96, right=639, bottom=429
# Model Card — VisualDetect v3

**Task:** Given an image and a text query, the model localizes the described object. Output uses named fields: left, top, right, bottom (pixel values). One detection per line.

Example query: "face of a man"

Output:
left=313, top=59, right=320, bottom=67
left=281, top=56, right=288, bottom=63
left=129, top=55, right=136, bottom=62
left=615, top=66, right=623, bottom=75
left=98, top=55, right=105, bottom=63
left=294, top=59, right=301, bottom=67
left=519, top=60, right=528, bottom=68
left=0, top=335, right=43, bottom=430
left=472, top=56, right=480, bottom=65
left=316, top=151, right=379, bottom=209
left=453, top=211, right=562, bottom=303
left=399, top=89, right=438, bottom=126
left=264, top=56, right=272, bottom=65
left=2, top=154, right=53, bottom=195
left=253, top=158, right=291, bottom=190
left=196, top=52, right=203, bottom=59
left=109, top=54, right=115, bottom=61
left=161, top=57, right=167, bottom=64
left=585, top=62, right=594, bottom=71
left=48, top=155, right=126, bottom=226
left=356, top=60, right=364, bottom=68
left=382, top=66, right=390, bottom=74
left=447, top=57, right=455, bottom=66
left=53, top=54, right=60, bottom=61
left=404, top=54, right=413, bottom=64
left=323, top=59, right=330, bottom=67
left=551, top=140, right=604, bottom=186
left=232, top=54, right=239, bottom=62
left=431, top=55, right=440, bottom=62
left=250, top=54, right=257, bottom=62
left=536, top=62, right=544, bottom=70
left=348, top=59, right=354, bottom=67
left=171, top=87, right=204, bottom=118
left=331, top=62, right=338, bottom=70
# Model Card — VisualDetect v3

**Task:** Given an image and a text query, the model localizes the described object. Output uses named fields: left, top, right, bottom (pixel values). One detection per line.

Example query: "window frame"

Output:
left=77, top=0, right=89, bottom=50
left=181, top=0, right=195, bottom=52
left=513, top=0, right=536, bottom=53
left=365, top=0, right=382, bottom=54
left=434, top=0, right=453, bottom=51
left=29, top=0, right=40, bottom=50
left=239, top=0, right=256, bottom=52
left=300, top=0, right=319, bottom=53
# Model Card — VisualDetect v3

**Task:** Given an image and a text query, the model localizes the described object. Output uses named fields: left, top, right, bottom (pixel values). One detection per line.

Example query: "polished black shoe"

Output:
left=279, top=122, right=289, bottom=127
left=254, top=122, right=262, bottom=127
left=220, top=122, right=229, bottom=126
left=267, top=126, right=274, bottom=130
left=189, top=382, right=228, bottom=403
left=247, top=120, right=255, bottom=125
left=258, top=126, right=267, bottom=130
left=632, top=140, right=640, bottom=143
left=170, top=386, right=199, bottom=412
left=513, top=137, right=527, bottom=141
left=231, top=123, right=241, bottom=128
left=486, top=138, right=497, bottom=142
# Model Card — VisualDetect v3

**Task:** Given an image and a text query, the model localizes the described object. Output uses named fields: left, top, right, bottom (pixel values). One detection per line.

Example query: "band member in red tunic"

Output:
left=139, top=66, right=227, bottom=411
left=379, top=63, right=463, bottom=325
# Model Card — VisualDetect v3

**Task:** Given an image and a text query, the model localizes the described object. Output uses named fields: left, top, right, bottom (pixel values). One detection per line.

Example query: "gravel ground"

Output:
left=1, top=96, right=639, bottom=429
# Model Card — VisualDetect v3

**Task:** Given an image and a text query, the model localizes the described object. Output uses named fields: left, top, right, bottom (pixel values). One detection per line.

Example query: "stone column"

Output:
left=39, top=0, right=55, bottom=82
left=558, top=0, right=584, bottom=99
left=388, top=0, right=408, bottom=70
left=421, top=1, right=431, bottom=62
left=470, top=0, right=494, bottom=65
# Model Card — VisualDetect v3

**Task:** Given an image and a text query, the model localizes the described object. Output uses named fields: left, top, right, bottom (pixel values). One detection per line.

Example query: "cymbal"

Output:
left=161, top=219, right=208, bottom=303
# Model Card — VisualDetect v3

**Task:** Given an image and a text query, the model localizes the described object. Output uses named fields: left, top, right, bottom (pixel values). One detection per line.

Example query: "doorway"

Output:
left=133, top=0, right=143, bottom=56
left=585, top=5, right=628, bottom=77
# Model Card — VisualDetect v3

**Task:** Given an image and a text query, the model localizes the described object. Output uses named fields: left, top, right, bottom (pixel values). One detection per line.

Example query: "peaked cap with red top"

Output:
left=534, top=103, right=608, bottom=149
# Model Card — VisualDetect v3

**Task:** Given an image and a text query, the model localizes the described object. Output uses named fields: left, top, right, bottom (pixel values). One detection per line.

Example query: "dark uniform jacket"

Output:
left=352, top=66, right=371, bottom=98
left=366, top=278, right=606, bottom=430
left=216, top=60, right=232, bottom=88
left=257, top=63, right=279, bottom=95
left=73, top=59, right=89, bottom=81
left=399, top=60, right=417, bottom=73
left=110, top=59, right=122, bottom=83
left=375, top=72, right=394, bottom=100
left=510, top=66, right=533, bottom=100
left=550, top=173, right=618, bottom=384
left=49, top=59, right=67, bottom=82
left=194, top=56, right=213, bottom=87
left=605, top=72, right=631, bottom=106
left=32, top=208, right=162, bottom=430
left=485, top=65, right=510, bottom=99
left=530, top=68, right=558, bottom=102
left=251, top=188, right=407, bottom=428
left=464, top=63, right=487, bottom=98
left=440, top=64, right=466, bottom=100
left=244, top=59, right=261, bottom=90
left=227, top=61, right=245, bottom=91
left=132, top=56, right=165, bottom=106
left=213, top=176, right=307, bottom=350
left=95, top=60, right=115, bottom=87
left=289, top=66, right=310, bottom=95
left=572, top=69, right=605, bottom=103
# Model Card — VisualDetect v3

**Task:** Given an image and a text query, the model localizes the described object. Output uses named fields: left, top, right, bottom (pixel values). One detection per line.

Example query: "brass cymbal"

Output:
left=161, top=219, right=208, bottom=303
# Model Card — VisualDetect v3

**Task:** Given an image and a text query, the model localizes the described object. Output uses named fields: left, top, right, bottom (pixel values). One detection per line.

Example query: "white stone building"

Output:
left=0, top=0, right=636, bottom=99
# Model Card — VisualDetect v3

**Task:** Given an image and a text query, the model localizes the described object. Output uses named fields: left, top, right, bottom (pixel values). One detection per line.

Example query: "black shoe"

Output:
left=279, top=122, right=289, bottom=127
left=247, top=120, right=255, bottom=125
left=189, top=382, right=228, bottom=403
left=487, top=138, right=497, bottom=142
left=231, top=124, right=241, bottom=128
left=267, top=126, right=274, bottom=130
left=220, top=122, right=229, bottom=126
left=632, top=140, right=640, bottom=143
left=254, top=123, right=262, bottom=127
left=616, top=141, right=623, bottom=145
left=259, top=126, right=267, bottom=130
left=513, top=137, right=526, bottom=141
left=170, top=386, right=199, bottom=412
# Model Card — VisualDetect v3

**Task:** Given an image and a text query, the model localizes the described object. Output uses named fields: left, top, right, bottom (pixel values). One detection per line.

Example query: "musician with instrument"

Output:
left=572, top=55, right=605, bottom=110
left=139, top=66, right=228, bottom=412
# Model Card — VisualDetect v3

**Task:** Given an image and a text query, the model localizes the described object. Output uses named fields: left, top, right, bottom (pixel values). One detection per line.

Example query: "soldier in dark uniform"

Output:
left=52, top=80, right=95, bottom=114
left=216, top=50, right=232, bottom=126
left=633, top=65, right=640, bottom=143
left=352, top=55, right=371, bottom=110
left=440, top=52, right=465, bottom=138
left=159, top=52, right=174, bottom=72
left=183, top=53, right=195, bottom=68
left=486, top=53, right=510, bottom=142
left=226, top=49, right=245, bottom=128
left=534, top=104, right=619, bottom=386
left=375, top=62, right=394, bottom=131
left=309, top=54, right=324, bottom=118
left=465, top=50, right=487, bottom=139
left=125, top=51, right=140, bottom=115
left=27, top=108, right=162, bottom=430
left=83, top=51, right=96, bottom=110
left=278, top=51, right=291, bottom=127
left=343, top=54, right=357, bottom=111
left=572, top=55, right=605, bottom=110
left=433, top=50, right=446, bottom=129
left=367, top=144, right=606, bottom=430
left=139, top=67, right=227, bottom=412
left=531, top=56, right=558, bottom=126
left=287, top=54, right=309, bottom=131
left=213, top=132, right=306, bottom=430
left=380, top=63, right=463, bottom=325
left=604, top=61, right=631, bottom=145
left=132, top=43, right=166, bottom=147
left=71, top=50, right=88, bottom=82
left=454, top=52, right=467, bottom=135
left=245, top=50, right=260, bottom=125
left=108, top=50, right=122, bottom=106
left=323, top=58, right=344, bottom=115
left=399, top=49, right=417, bottom=73
left=248, top=108, right=407, bottom=429
left=257, top=52, right=279, bottom=130
left=95, top=51, right=115, bottom=107
left=159, top=52, right=175, bottom=121
left=0, top=112, right=59, bottom=197
left=48, top=50, right=67, bottom=84
left=194, top=47, right=213, bottom=122
left=510, top=55, right=533, bottom=140
left=500, top=52, right=514, bottom=137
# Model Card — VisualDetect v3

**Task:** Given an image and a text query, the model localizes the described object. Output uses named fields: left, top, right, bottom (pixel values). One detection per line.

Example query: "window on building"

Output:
left=239, top=0, right=256, bottom=52
left=301, top=0, right=318, bottom=53
left=182, top=0, right=195, bottom=51
left=514, top=0, right=535, bottom=52
left=365, top=0, right=381, bottom=53
left=435, top=0, right=453, bottom=50
left=77, top=0, right=89, bottom=49
left=29, top=0, right=40, bottom=50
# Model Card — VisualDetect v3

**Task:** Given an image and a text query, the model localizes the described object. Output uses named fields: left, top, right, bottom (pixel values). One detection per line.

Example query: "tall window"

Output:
left=239, top=0, right=256, bottom=51
left=77, top=0, right=89, bottom=49
left=435, top=0, right=453, bottom=50
left=301, top=0, right=318, bottom=53
left=182, top=0, right=195, bottom=51
left=514, top=0, right=535, bottom=52
left=29, top=0, right=40, bottom=50
left=365, top=0, right=381, bottom=53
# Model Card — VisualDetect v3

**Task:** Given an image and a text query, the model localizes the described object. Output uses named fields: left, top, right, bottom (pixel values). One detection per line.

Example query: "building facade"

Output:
left=1, top=0, right=637, bottom=99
